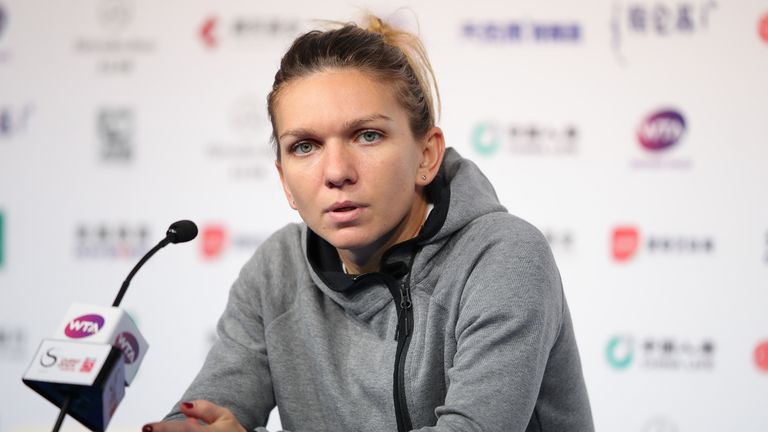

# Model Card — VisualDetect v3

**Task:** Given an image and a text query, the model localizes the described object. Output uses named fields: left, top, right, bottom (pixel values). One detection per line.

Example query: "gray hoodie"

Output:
left=166, top=148, right=594, bottom=431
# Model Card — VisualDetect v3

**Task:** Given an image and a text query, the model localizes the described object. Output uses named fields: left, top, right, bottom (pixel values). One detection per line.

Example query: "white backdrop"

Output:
left=1, top=0, right=767, bottom=431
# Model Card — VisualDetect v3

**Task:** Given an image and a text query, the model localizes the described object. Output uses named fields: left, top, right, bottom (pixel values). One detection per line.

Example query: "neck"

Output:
left=339, top=194, right=428, bottom=275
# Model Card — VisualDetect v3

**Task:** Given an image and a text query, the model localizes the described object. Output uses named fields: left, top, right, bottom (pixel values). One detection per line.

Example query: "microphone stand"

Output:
left=52, top=392, right=73, bottom=432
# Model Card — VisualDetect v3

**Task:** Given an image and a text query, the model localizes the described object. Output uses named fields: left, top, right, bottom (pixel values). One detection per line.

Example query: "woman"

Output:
left=145, top=15, right=593, bottom=432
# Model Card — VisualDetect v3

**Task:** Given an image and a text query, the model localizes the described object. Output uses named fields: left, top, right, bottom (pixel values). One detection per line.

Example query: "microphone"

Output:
left=23, top=220, right=198, bottom=432
left=166, top=219, right=198, bottom=244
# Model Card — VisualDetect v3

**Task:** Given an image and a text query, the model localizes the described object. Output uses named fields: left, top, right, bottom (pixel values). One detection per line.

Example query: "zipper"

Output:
left=393, top=281, right=414, bottom=432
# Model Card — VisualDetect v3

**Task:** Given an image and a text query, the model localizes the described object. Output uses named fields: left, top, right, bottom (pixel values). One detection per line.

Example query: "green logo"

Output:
left=606, top=335, right=634, bottom=369
left=471, top=123, right=501, bottom=156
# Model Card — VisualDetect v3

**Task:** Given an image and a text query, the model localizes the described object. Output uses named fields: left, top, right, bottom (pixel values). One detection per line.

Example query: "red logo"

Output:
left=202, top=225, right=228, bottom=259
left=200, top=15, right=218, bottom=48
left=80, top=357, right=96, bottom=373
left=612, top=227, right=640, bottom=262
left=759, top=14, right=768, bottom=43
left=755, top=340, right=768, bottom=372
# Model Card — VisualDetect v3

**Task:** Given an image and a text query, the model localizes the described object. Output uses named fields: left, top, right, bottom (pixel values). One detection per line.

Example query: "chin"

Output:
left=322, top=227, right=377, bottom=252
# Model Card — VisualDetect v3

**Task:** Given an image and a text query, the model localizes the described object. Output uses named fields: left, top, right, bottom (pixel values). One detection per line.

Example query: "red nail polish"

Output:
left=142, top=425, right=153, bottom=432
left=182, top=401, right=194, bottom=409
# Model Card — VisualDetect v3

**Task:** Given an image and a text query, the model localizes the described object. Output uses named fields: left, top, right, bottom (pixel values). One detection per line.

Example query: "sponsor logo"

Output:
left=637, top=110, right=686, bottom=151
left=611, top=226, right=714, bottom=262
left=114, top=331, right=139, bottom=364
left=0, top=3, right=6, bottom=39
left=606, top=335, right=634, bottom=369
left=760, top=13, right=768, bottom=43
left=0, top=3, right=9, bottom=63
left=610, top=1, right=718, bottom=64
left=642, top=417, right=679, bottom=432
left=471, top=122, right=579, bottom=156
left=80, top=357, right=97, bottom=373
left=40, top=348, right=58, bottom=367
left=0, top=325, right=27, bottom=359
left=0, top=105, right=33, bottom=138
left=764, top=231, right=768, bottom=264
left=543, top=229, right=575, bottom=254
left=199, top=15, right=299, bottom=49
left=612, top=227, right=639, bottom=262
left=205, top=95, right=275, bottom=180
left=202, top=225, right=228, bottom=259
left=97, top=107, right=134, bottom=161
left=607, top=334, right=715, bottom=370
left=755, top=340, right=768, bottom=372
left=0, top=211, right=4, bottom=268
left=73, top=0, right=154, bottom=75
left=75, top=223, right=150, bottom=258
left=631, top=108, right=691, bottom=169
left=65, top=314, right=105, bottom=338
left=200, top=15, right=217, bottom=48
left=39, top=347, right=97, bottom=373
left=462, top=20, right=581, bottom=43
left=97, top=0, right=135, bottom=33
left=201, top=223, right=266, bottom=260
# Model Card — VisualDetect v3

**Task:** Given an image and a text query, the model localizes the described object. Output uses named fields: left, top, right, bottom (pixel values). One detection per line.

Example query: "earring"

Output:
left=421, top=175, right=427, bottom=181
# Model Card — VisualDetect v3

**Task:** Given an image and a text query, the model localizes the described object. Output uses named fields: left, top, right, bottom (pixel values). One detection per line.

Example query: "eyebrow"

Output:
left=278, top=114, right=393, bottom=141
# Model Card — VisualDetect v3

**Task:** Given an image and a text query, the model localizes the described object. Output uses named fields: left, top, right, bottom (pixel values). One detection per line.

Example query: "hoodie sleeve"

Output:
left=163, top=258, right=276, bottom=429
left=416, top=219, right=591, bottom=431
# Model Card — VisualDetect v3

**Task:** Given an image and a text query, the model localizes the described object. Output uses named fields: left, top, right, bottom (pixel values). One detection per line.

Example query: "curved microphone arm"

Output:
left=111, top=238, right=170, bottom=307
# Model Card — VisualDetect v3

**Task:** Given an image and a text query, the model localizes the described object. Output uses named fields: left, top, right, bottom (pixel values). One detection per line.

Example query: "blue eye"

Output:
left=359, top=130, right=381, bottom=143
left=293, top=142, right=314, bottom=154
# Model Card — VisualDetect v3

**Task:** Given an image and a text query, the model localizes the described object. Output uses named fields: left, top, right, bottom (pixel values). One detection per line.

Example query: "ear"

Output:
left=417, top=126, right=446, bottom=185
left=275, top=160, right=298, bottom=210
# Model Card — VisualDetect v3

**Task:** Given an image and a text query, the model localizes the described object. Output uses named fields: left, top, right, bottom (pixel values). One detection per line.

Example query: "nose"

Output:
left=323, top=141, right=357, bottom=189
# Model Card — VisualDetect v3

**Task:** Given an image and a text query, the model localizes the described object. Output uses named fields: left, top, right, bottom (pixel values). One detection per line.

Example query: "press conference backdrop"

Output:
left=1, top=0, right=767, bottom=430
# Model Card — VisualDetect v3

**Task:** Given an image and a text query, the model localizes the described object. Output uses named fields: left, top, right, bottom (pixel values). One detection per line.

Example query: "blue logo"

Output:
left=0, top=105, right=33, bottom=137
left=462, top=21, right=581, bottom=43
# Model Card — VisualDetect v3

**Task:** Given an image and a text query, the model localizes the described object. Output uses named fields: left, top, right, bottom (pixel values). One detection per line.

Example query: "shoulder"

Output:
left=455, top=212, right=556, bottom=277
left=229, top=223, right=310, bottom=318
left=237, top=222, right=305, bottom=283
left=446, top=212, right=562, bottom=315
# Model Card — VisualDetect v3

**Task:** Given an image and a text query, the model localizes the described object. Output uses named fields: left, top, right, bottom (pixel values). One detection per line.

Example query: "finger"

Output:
left=142, top=420, right=202, bottom=432
left=179, top=400, right=234, bottom=425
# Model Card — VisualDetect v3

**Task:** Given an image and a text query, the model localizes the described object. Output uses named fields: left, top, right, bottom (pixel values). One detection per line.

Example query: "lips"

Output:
left=325, top=201, right=367, bottom=224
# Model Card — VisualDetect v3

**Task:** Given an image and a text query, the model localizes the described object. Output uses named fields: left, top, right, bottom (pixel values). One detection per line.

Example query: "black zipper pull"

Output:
left=399, top=283, right=412, bottom=310
left=399, top=283, right=412, bottom=337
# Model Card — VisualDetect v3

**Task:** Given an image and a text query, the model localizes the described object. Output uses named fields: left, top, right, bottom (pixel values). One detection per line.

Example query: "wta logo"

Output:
left=637, top=110, right=686, bottom=151
left=114, top=331, right=139, bottom=364
left=65, top=314, right=105, bottom=338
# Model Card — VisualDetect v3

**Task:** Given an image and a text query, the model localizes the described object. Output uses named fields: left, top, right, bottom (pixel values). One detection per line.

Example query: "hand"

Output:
left=143, top=400, right=247, bottom=432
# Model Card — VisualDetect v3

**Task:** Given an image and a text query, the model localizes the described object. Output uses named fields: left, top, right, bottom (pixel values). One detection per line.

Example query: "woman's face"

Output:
left=274, top=69, right=438, bottom=254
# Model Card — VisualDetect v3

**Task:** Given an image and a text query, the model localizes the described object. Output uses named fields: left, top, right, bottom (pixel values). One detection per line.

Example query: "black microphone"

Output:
left=112, top=220, right=198, bottom=307
left=166, top=219, right=198, bottom=244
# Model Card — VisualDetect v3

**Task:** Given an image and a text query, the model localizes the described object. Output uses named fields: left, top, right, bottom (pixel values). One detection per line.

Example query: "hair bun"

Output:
left=365, top=15, right=392, bottom=41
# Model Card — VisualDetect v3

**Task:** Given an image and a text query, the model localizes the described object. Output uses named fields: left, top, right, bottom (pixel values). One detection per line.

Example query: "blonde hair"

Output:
left=267, top=14, right=441, bottom=160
